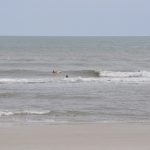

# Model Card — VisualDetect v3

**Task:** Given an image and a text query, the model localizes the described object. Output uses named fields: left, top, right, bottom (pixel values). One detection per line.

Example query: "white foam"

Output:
left=99, top=70, right=146, bottom=78
left=21, top=110, right=50, bottom=115
left=0, top=110, right=51, bottom=117
left=63, top=77, right=150, bottom=83
left=0, top=78, right=52, bottom=84
left=0, top=111, right=13, bottom=117
left=141, top=71, right=150, bottom=77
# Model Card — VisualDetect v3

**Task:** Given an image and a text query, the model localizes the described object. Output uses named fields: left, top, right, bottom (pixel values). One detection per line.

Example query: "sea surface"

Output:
left=0, top=36, right=150, bottom=126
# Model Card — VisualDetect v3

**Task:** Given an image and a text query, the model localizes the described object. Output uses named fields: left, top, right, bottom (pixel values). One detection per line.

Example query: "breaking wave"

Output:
left=0, top=110, right=89, bottom=117
left=99, top=70, right=150, bottom=78
left=64, top=70, right=100, bottom=77
left=0, top=78, right=52, bottom=84
left=0, top=70, right=150, bottom=84
left=0, top=111, right=50, bottom=117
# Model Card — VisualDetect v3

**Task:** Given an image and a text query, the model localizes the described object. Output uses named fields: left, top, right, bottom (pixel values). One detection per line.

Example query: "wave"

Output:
left=0, top=110, right=89, bottom=117
left=0, top=69, right=100, bottom=78
left=66, top=70, right=150, bottom=78
left=0, top=70, right=150, bottom=84
left=99, top=70, right=150, bottom=78
left=0, top=78, right=51, bottom=83
left=0, top=110, right=51, bottom=117
left=1, top=69, right=149, bottom=78
left=64, top=70, right=100, bottom=77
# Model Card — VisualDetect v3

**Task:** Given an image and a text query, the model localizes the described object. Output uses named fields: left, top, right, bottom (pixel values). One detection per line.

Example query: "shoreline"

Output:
left=0, top=123, right=150, bottom=150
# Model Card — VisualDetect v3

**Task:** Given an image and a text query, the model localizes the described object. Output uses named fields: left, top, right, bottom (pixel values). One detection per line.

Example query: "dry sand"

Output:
left=0, top=123, right=150, bottom=150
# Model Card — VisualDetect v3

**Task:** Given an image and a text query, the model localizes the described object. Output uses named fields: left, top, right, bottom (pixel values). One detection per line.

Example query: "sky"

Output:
left=0, top=0, right=150, bottom=36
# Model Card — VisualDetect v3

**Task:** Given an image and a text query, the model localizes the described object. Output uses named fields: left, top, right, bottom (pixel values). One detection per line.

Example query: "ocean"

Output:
left=0, top=36, right=150, bottom=125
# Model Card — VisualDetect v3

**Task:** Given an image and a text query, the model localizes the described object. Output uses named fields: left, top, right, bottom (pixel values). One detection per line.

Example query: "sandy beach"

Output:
left=0, top=123, right=150, bottom=150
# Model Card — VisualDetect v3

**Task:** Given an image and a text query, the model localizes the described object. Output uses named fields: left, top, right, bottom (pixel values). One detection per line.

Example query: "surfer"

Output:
left=65, top=74, right=69, bottom=78
left=52, top=70, right=61, bottom=74
left=52, top=70, right=56, bottom=73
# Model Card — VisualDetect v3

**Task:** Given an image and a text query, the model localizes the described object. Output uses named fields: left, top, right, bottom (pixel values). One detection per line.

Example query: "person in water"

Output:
left=52, top=70, right=61, bottom=74
left=52, top=70, right=57, bottom=73
left=65, top=74, right=69, bottom=78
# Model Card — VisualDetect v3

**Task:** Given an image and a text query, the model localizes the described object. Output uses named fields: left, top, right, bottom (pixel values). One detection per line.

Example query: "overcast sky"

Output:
left=0, top=0, right=149, bottom=36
